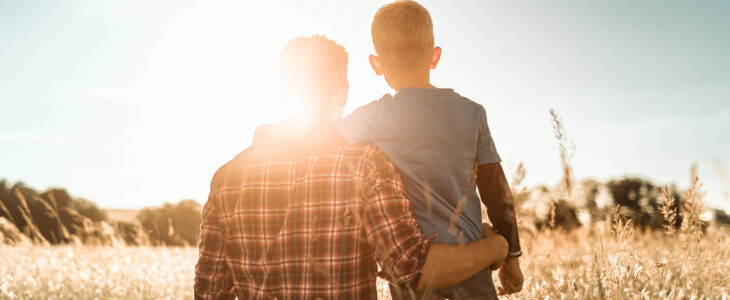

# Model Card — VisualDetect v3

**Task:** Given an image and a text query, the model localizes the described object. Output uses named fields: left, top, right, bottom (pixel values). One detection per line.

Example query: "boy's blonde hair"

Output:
left=371, top=0, right=434, bottom=68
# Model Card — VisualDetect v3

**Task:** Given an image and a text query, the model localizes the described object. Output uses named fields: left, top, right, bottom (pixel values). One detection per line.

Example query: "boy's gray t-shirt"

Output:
left=336, top=88, right=501, bottom=244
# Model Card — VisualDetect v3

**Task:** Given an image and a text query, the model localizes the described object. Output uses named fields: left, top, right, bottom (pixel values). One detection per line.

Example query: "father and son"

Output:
left=195, top=1, right=524, bottom=299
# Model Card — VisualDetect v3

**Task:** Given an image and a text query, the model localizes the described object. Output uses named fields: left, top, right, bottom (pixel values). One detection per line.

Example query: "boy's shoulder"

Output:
left=448, top=90, right=490, bottom=119
left=344, top=93, right=395, bottom=118
left=360, top=89, right=483, bottom=106
left=343, top=89, right=488, bottom=125
left=448, top=89, right=483, bottom=106
left=400, top=88, right=483, bottom=105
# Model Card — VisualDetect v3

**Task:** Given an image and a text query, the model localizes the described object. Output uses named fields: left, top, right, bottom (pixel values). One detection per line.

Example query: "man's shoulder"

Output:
left=346, top=143, right=395, bottom=170
left=209, top=142, right=386, bottom=188
left=209, top=148, right=251, bottom=191
left=335, top=142, right=387, bottom=162
left=209, top=124, right=272, bottom=190
left=348, top=142, right=384, bottom=154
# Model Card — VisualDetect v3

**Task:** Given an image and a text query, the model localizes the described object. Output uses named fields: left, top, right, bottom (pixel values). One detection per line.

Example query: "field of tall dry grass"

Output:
left=2, top=223, right=728, bottom=299
left=3, top=171, right=729, bottom=299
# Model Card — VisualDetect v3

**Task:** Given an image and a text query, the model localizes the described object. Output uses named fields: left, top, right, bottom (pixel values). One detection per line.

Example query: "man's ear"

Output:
left=369, top=55, right=384, bottom=76
left=430, top=47, right=442, bottom=70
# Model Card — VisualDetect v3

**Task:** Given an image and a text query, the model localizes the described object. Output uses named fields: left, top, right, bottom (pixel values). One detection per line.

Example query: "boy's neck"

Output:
left=386, top=69, right=436, bottom=91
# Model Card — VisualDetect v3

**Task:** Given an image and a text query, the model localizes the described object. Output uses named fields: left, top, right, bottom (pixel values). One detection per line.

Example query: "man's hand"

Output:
left=497, top=257, right=524, bottom=296
left=482, top=223, right=506, bottom=270
left=417, top=231, right=508, bottom=290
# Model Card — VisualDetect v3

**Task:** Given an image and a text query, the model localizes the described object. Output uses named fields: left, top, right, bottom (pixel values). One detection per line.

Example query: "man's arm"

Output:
left=194, top=190, right=235, bottom=300
left=476, top=162, right=524, bottom=295
left=359, top=149, right=508, bottom=294
left=417, top=233, right=507, bottom=290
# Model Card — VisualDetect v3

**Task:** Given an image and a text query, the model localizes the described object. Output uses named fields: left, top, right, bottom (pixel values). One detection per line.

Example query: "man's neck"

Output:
left=283, top=115, right=333, bottom=130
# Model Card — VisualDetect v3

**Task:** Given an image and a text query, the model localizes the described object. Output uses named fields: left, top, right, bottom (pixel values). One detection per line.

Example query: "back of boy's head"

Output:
left=279, top=35, right=348, bottom=111
left=371, top=0, right=434, bottom=70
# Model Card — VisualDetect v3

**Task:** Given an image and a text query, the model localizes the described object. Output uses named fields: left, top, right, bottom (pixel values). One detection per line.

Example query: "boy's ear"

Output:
left=430, top=47, right=442, bottom=70
left=369, top=55, right=384, bottom=76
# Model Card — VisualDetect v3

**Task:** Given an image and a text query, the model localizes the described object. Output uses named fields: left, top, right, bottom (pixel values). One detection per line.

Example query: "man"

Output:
left=194, top=35, right=508, bottom=300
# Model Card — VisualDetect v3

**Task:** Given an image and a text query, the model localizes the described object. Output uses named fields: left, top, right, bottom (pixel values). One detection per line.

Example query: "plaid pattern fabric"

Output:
left=195, top=125, right=431, bottom=300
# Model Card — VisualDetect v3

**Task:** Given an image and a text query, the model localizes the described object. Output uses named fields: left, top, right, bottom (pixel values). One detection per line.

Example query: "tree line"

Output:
left=0, top=180, right=201, bottom=246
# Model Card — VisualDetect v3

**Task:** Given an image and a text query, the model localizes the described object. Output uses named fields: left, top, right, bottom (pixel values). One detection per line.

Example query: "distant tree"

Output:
left=37, top=188, right=108, bottom=223
left=58, top=207, right=86, bottom=235
left=0, top=180, right=9, bottom=199
left=606, top=177, right=682, bottom=231
left=171, top=200, right=202, bottom=244
left=70, top=198, right=108, bottom=222
left=0, top=182, right=13, bottom=224
left=2, top=187, right=47, bottom=243
left=28, top=195, right=69, bottom=243
left=42, top=189, right=73, bottom=209
left=137, top=200, right=202, bottom=246
left=541, top=200, right=581, bottom=231
left=714, top=209, right=730, bottom=225
left=115, top=221, right=149, bottom=246
left=0, top=217, right=29, bottom=246
left=607, top=178, right=657, bottom=208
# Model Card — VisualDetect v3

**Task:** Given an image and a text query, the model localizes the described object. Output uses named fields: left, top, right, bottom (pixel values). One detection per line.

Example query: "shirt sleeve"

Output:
left=335, top=99, right=383, bottom=144
left=359, top=147, right=432, bottom=289
left=476, top=105, right=502, bottom=165
left=194, top=186, right=235, bottom=300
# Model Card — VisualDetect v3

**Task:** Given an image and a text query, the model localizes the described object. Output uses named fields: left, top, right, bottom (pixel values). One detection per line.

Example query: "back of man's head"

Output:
left=371, top=0, right=434, bottom=70
left=278, top=35, right=348, bottom=115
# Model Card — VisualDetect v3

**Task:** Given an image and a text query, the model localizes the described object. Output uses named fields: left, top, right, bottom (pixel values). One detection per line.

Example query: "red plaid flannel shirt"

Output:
left=194, top=124, right=431, bottom=299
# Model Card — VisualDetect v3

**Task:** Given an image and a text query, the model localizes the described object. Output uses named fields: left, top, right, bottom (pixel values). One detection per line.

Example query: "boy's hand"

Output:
left=482, top=223, right=507, bottom=270
left=497, top=257, right=524, bottom=296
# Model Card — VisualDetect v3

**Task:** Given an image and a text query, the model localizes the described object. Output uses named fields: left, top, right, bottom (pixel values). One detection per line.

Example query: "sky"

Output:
left=1, top=0, right=728, bottom=211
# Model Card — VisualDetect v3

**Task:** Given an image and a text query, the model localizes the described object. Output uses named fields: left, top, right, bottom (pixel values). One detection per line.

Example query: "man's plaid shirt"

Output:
left=195, top=124, right=431, bottom=299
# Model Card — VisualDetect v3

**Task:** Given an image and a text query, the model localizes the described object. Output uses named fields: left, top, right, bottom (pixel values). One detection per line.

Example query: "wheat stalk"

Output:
left=659, top=185, right=678, bottom=236
left=550, top=109, right=575, bottom=199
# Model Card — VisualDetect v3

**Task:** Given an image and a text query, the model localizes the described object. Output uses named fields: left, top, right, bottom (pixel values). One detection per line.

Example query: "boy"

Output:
left=336, top=1, right=524, bottom=298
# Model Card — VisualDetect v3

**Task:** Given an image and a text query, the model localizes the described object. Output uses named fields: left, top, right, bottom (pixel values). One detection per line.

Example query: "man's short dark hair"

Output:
left=279, top=35, right=348, bottom=102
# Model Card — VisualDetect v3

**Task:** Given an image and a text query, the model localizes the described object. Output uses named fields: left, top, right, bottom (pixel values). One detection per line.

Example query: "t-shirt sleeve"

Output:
left=360, top=147, right=431, bottom=288
left=476, top=105, right=502, bottom=165
left=335, top=99, right=382, bottom=144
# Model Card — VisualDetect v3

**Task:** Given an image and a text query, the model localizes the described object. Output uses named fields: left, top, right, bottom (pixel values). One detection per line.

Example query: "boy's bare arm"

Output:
left=476, top=162, right=524, bottom=295
left=416, top=233, right=508, bottom=290
left=476, top=162, right=521, bottom=256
